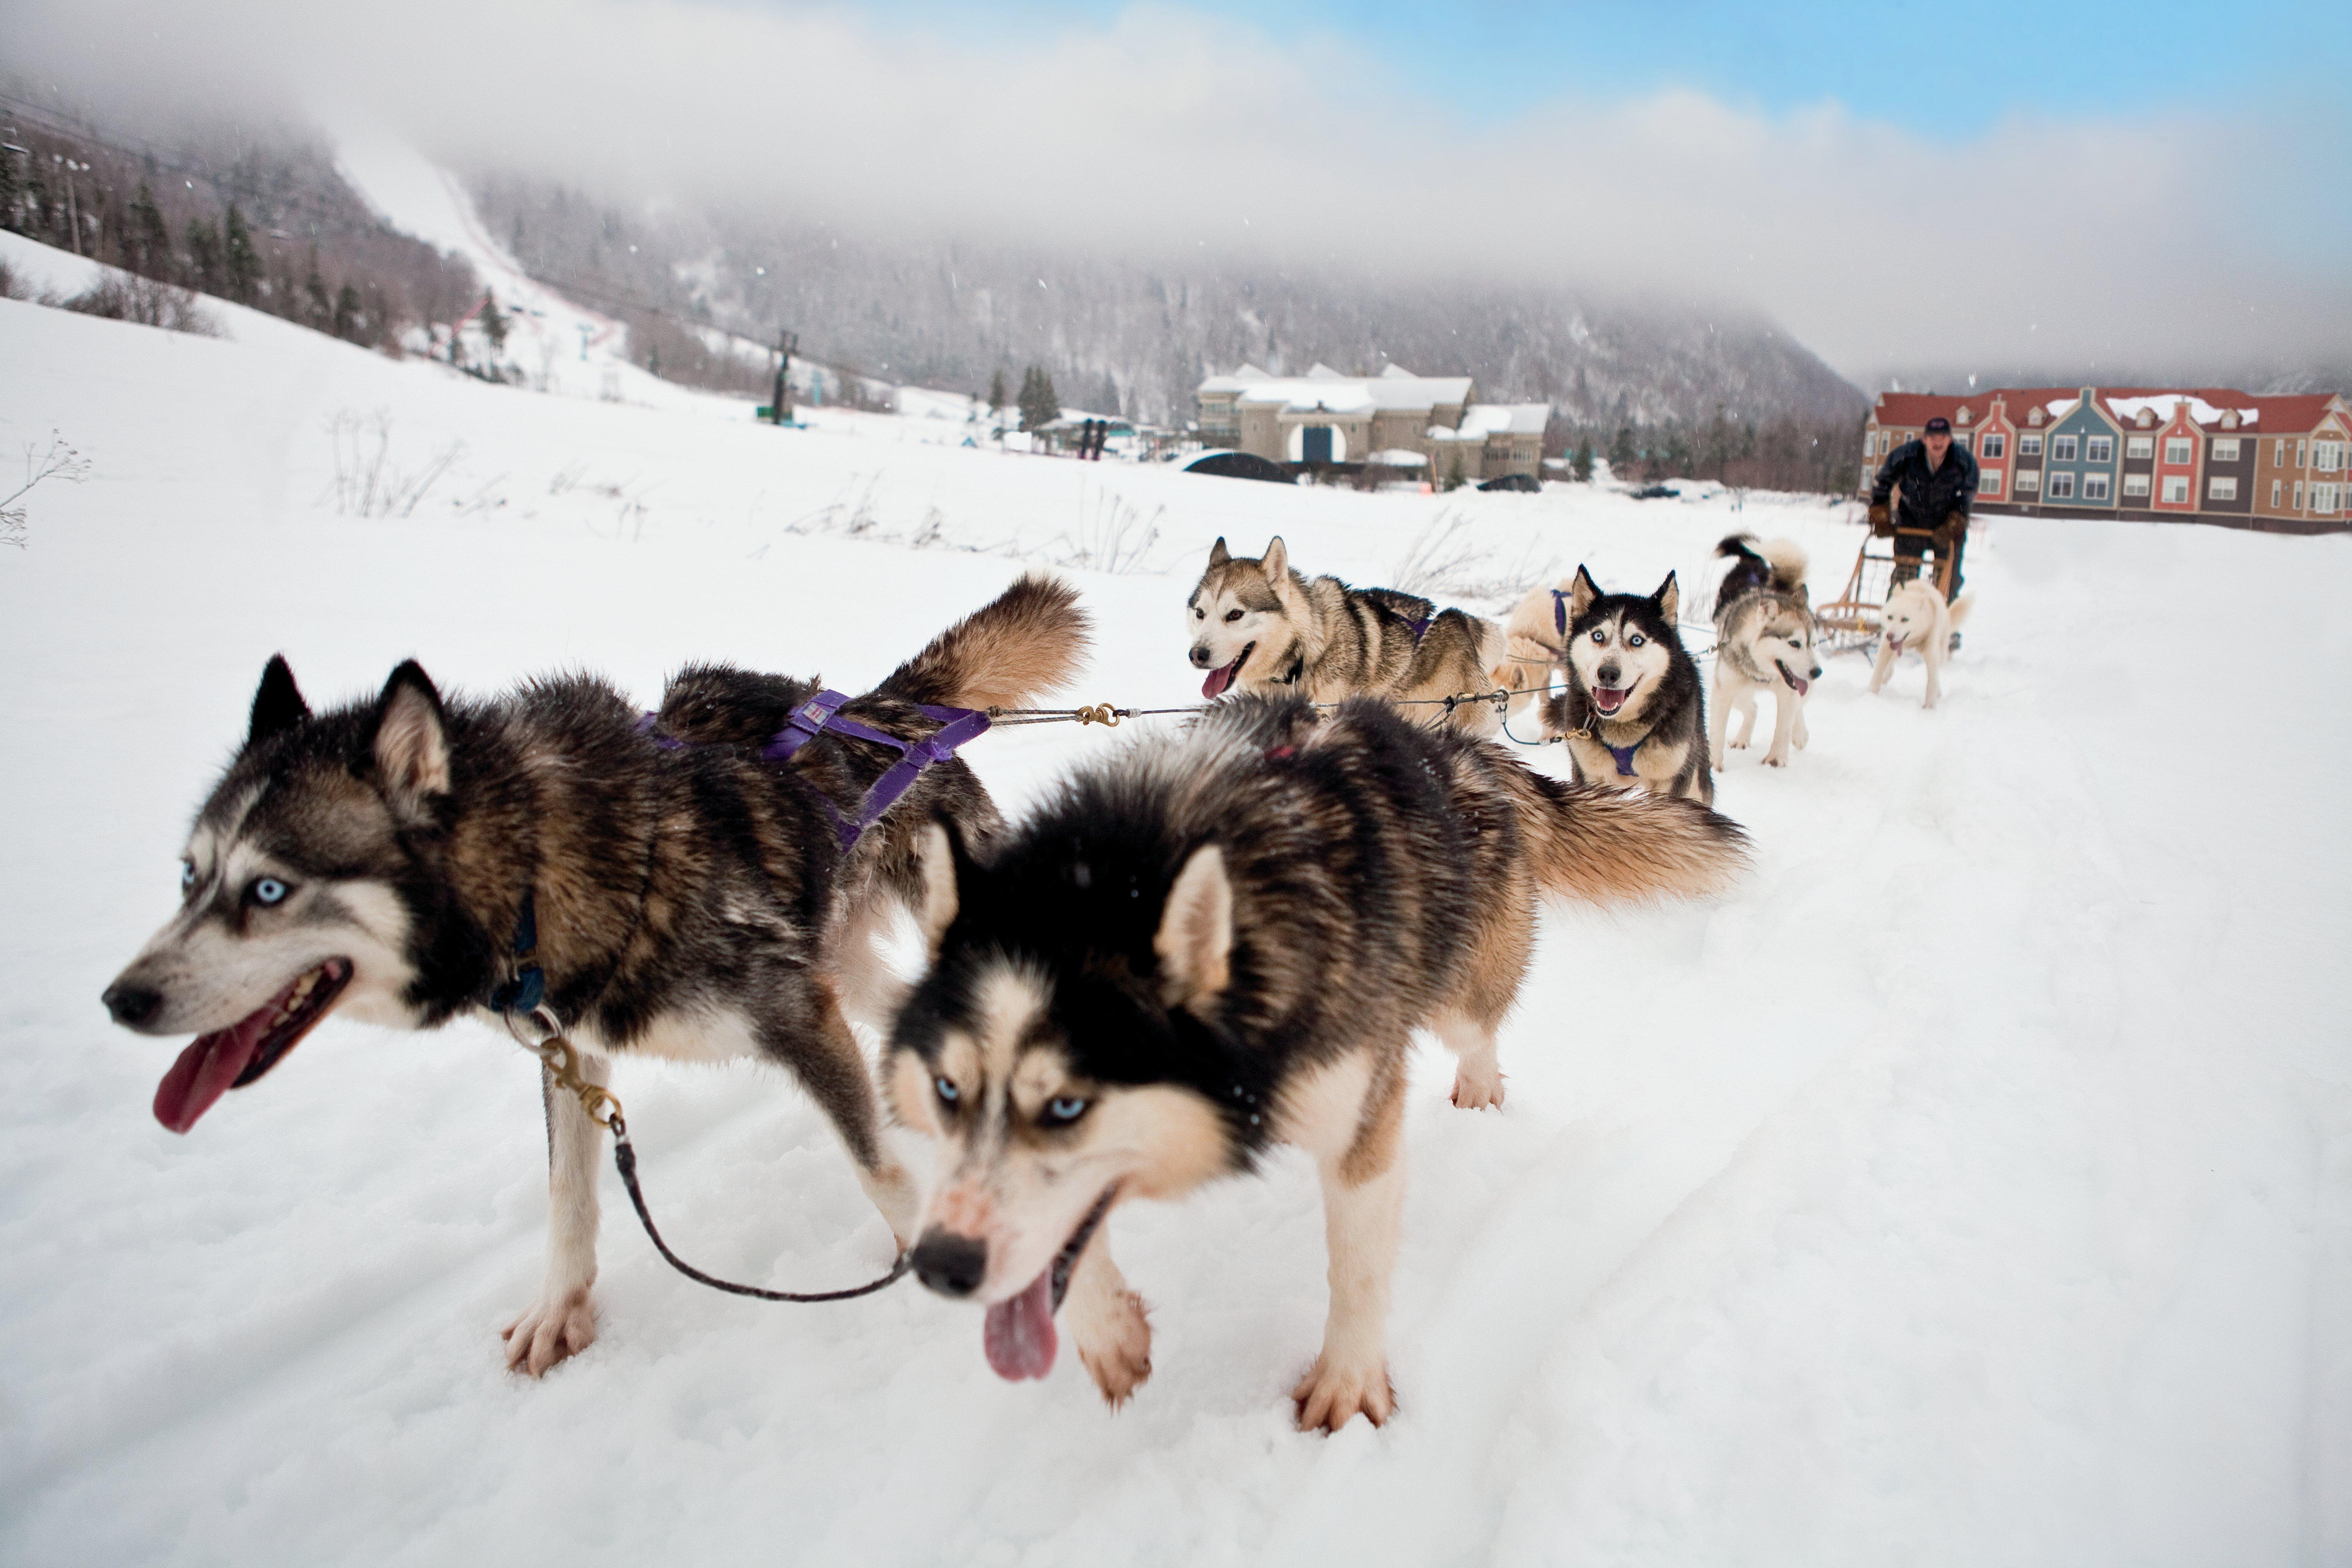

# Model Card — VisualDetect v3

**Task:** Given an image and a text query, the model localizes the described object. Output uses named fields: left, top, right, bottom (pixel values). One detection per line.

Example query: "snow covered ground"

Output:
left=4, top=230, right=2350, bottom=1566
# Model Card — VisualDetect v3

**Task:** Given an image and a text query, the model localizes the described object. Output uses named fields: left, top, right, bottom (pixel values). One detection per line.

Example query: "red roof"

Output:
left=1872, top=385, right=2347, bottom=436
left=2247, top=394, right=2348, bottom=434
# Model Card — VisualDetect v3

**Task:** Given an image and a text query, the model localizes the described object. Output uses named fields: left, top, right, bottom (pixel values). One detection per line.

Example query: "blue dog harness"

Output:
left=1605, top=741, right=1639, bottom=777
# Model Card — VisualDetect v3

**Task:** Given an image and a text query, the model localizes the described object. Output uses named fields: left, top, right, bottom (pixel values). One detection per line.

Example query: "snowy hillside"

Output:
left=3, top=232, right=2349, bottom=1566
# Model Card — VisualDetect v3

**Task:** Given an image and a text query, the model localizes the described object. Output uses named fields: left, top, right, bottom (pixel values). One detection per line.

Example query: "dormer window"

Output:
left=2028, top=408, right=2045, bottom=426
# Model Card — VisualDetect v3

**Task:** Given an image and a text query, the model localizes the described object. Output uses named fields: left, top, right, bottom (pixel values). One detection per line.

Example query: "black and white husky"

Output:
left=1710, top=535, right=1824, bottom=770
left=884, top=695, right=1748, bottom=1430
left=101, top=576, right=1090, bottom=1374
left=1549, top=566, right=1713, bottom=803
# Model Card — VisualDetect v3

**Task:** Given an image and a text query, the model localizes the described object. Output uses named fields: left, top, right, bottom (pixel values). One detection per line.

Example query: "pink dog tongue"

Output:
left=983, top=1270, right=1058, bottom=1380
left=153, top=1007, right=272, bottom=1133
left=1201, top=657, right=1242, bottom=699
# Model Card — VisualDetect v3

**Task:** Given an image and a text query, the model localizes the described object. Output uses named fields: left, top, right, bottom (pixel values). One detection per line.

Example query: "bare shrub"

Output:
left=64, top=273, right=218, bottom=335
left=1391, top=510, right=1489, bottom=595
left=325, top=410, right=462, bottom=518
left=1044, top=484, right=1162, bottom=575
left=2, top=431, right=93, bottom=549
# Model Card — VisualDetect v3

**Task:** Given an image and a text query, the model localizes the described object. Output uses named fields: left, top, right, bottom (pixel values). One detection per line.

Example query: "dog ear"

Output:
left=1793, top=581, right=1810, bottom=608
left=1207, top=537, right=1230, bottom=569
left=916, top=817, right=971, bottom=958
left=369, top=661, right=451, bottom=805
left=1568, top=565, right=1599, bottom=622
left=247, top=655, right=310, bottom=748
left=1653, top=572, right=1680, bottom=624
left=1261, top=536, right=1289, bottom=583
left=1154, top=844, right=1232, bottom=1011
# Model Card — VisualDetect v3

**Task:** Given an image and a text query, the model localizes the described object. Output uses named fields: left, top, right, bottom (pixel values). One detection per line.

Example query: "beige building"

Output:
left=1196, top=363, right=1548, bottom=482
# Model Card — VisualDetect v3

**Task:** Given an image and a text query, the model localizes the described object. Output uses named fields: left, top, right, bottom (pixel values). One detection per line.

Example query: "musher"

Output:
left=1868, top=414, right=1976, bottom=600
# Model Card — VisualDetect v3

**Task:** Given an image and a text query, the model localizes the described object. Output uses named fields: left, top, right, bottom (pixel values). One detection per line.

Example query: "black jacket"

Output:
left=1870, top=439, right=1978, bottom=530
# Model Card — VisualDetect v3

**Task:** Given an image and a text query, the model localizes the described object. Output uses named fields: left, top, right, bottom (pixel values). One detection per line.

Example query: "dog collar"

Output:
left=484, top=889, right=547, bottom=1016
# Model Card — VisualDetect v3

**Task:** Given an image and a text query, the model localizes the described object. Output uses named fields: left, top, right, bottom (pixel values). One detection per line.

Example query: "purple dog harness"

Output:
left=639, top=691, right=991, bottom=852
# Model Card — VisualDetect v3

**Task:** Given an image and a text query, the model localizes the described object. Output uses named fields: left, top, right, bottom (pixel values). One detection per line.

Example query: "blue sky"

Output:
left=872, top=0, right=2344, bottom=139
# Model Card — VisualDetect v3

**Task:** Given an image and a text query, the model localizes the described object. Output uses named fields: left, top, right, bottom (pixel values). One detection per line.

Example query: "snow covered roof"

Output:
left=1228, top=371, right=1475, bottom=415
left=1431, top=404, right=1550, bottom=439
left=1197, top=364, right=1272, bottom=394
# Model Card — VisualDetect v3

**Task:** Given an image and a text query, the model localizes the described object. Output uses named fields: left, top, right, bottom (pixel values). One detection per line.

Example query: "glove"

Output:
left=1867, top=502, right=1892, bottom=536
left=1942, top=510, right=1968, bottom=536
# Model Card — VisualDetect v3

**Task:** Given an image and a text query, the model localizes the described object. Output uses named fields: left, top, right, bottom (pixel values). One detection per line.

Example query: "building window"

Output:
left=2317, top=441, right=2345, bottom=473
left=2293, top=482, right=2303, bottom=509
left=2165, top=438, right=2192, bottom=465
left=2048, top=471, right=2076, bottom=499
left=2017, top=469, right=2040, bottom=492
left=1981, top=471, right=2004, bottom=497
left=2213, top=438, right=2240, bottom=462
left=2127, top=436, right=2153, bottom=459
left=2122, top=474, right=2150, bottom=498
left=2084, top=474, right=2110, bottom=501
left=2019, top=434, right=2042, bottom=457
left=2296, top=441, right=2306, bottom=468
left=2163, top=476, right=2189, bottom=504
left=2086, top=436, right=2113, bottom=463
left=2316, top=483, right=2341, bottom=514
left=2210, top=477, right=2238, bottom=501
left=2275, top=439, right=2287, bottom=465
left=1981, top=433, right=2006, bottom=458
left=2052, top=435, right=2078, bottom=461
left=2272, top=480, right=2283, bottom=507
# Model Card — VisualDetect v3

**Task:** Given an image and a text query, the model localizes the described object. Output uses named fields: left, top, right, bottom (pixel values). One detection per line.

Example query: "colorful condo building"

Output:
left=1862, top=387, right=2350, bottom=534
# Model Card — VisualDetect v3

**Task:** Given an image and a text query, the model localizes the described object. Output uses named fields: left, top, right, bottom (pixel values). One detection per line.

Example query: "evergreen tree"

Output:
left=0, top=147, right=20, bottom=234
left=1017, top=364, right=1059, bottom=433
left=222, top=204, right=261, bottom=304
left=184, top=216, right=221, bottom=294
left=1443, top=450, right=1466, bottom=492
left=1607, top=425, right=1636, bottom=475
left=128, top=182, right=170, bottom=279
left=303, top=248, right=333, bottom=330
left=1573, top=439, right=1594, bottom=483
left=333, top=283, right=363, bottom=343
left=480, top=288, right=508, bottom=353
left=987, top=366, right=1007, bottom=418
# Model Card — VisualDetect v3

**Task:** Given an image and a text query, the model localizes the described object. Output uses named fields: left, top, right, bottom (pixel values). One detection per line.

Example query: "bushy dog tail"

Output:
left=876, top=572, right=1092, bottom=712
left=1717, top=533, right=1807, bottom=595
left=1947, top=591, right=1975, bottom=629
left=1504, top=766, right=1750, bottom=905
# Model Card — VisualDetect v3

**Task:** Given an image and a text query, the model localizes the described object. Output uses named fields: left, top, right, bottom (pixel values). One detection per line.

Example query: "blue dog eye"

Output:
left=1628, top=633, right=1646, bottom=647
left=1044, top=1096, right=1088, bottom=1124
left=180, top=862, right=196, bottom=893
left=252, top=877, right=288, bottom=906
left=935, top=1076, right=960, bottom=1104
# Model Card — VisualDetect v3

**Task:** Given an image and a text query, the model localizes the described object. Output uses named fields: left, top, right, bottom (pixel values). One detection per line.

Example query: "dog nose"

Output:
left=1188, top=645, right=1211, bottom=668
left=103, top=980, right=163, bottom=1028
left=910, top=1227, right=988, bottom=1298
left=1597, top=665, right=1620, bottom=686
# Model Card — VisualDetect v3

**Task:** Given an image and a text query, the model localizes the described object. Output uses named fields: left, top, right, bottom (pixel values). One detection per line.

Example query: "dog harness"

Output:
left=636, top=692, right=991, bottom=853
left=1405, top=614, right=1432, bottom=645
left=1552, top=589, right=1572, bottom=637
left=1605, top=741, right=1639, bottom=777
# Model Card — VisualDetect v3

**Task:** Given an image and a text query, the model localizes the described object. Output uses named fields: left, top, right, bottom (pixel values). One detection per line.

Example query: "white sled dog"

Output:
left=1868, top=578, right=1975, bottom=709
left=1710, top=535, right=1824, bottom=769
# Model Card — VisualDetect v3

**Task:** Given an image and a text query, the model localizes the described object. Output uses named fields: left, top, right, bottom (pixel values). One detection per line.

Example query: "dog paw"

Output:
left=1763, top=751, right=1787, bottom=768
left=1074, top=1288, right=1154, bottom=1408
left=503, top=1285, right=596, bottom=1376
left=1449, top=1068, right=1506, bottom=1111
left=1293, top=1355, right=1394, bottom=1433
left=1728, top=737, right=1748, bottom=750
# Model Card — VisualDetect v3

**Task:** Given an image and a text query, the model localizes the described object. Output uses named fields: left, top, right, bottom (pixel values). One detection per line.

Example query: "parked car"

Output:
left=1182, top=450, right=1295, bottom=485
left=1477, top=473, right=1541, bottom=493
left=1627, top=483, right=1682, bottom=500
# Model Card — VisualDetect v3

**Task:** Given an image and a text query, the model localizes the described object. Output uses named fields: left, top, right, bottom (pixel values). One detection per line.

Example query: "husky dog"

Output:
left=885, top=695, right=1748, bottom=1430
left=1185, top=536, right=1520, bottom=734
left=1550, top=566, right=1713, bottom=803
left=1867, top=579, right=1975, bottom=709
left=1710, top=535, right=1824, bottom=770
left=101, top=576, right=1090, bottom=1375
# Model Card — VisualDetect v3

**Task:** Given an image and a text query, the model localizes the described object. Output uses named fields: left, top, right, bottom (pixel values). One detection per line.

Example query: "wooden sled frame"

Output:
left=1815, top=532, right=1956, bottom=656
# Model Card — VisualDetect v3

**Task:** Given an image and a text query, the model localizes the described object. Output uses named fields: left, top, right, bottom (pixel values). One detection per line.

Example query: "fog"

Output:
left=13, top=0, right=2348, bottom=387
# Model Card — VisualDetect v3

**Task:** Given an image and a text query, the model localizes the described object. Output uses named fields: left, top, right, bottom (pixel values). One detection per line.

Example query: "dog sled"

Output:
left=1813, top=512, right=1957, bottom=656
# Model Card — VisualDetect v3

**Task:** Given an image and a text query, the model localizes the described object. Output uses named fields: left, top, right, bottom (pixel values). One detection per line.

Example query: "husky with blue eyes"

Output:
left=1552, top=565, right=1714, bottom=804
left=100, top=575, right=1090, bottom=1377
left=884, top=694, right=1748, bottom=1431
left=1710, top=534, right=1825, bottom=771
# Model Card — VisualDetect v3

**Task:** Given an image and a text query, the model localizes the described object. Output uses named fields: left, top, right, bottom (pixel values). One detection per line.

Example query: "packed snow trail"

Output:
left=2, top=234, right=2348, bottom=1565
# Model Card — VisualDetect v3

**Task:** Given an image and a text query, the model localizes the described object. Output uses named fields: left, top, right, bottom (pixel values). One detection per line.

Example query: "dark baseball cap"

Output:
left=1924, top=416, right=1952, bottom=434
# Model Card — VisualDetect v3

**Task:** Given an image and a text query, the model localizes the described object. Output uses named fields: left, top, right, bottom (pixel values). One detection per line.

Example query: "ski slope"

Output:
left=3, top=232, right=2349, bottom=1567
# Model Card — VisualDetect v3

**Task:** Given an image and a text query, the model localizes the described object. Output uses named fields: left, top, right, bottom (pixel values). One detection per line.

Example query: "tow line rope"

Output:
left=504, top=1005, right=911, bottom=1304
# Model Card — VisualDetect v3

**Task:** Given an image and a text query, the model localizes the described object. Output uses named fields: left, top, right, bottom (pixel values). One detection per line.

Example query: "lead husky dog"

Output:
left=1551, top=566, right=1713, bottom=803
left=1867, top=578, right=1975, bottom=709
left=884, top=695, right=1748, bottom=1430
left=1710, top=535, right=1824, bottom=770
left=101, top=575, right=1090, bottom=1374
left=1185, top=537, right=1523, bottom=734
